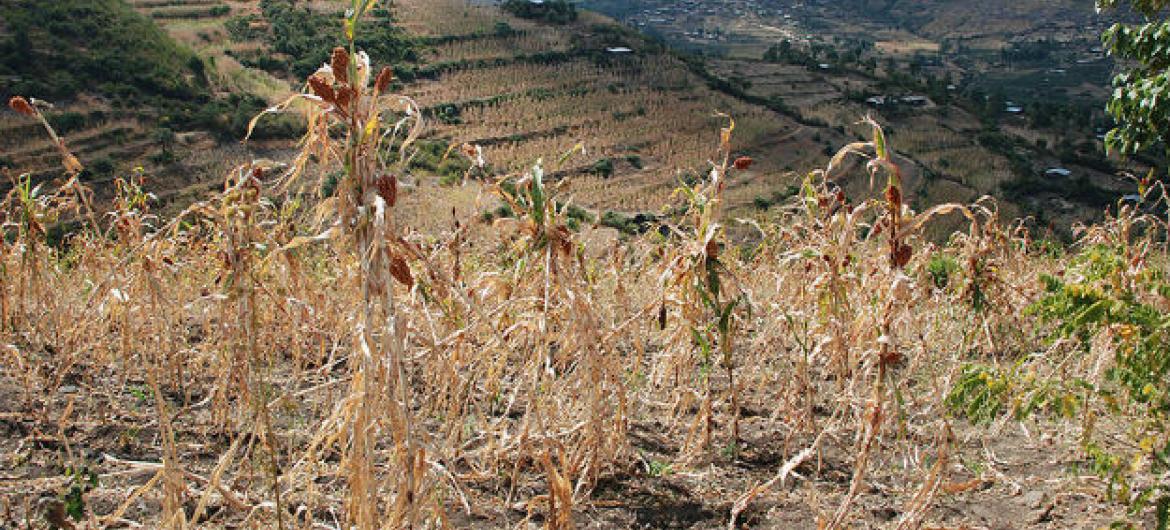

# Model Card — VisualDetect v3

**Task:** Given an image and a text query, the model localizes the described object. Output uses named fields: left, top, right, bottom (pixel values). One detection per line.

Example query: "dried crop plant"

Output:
left=3, top=97, right=91, bottom=335
left=808, top=117, right=977, bottom=529
left=485, top=154, right=630, bottom=527
left=246, top=1, right=427, bottom=526
left=659, top=116, right=753, bottom=457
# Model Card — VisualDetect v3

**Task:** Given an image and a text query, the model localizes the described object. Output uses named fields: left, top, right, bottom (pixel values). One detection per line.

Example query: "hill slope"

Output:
left=0, top=0, right=207, bottom=110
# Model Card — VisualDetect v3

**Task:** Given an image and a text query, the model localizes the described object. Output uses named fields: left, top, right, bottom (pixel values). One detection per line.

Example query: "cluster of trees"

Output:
left=763, top=39, right=877, bottom=73
left=227, top=0, right=416, bottom=78
left=1000, top=39, right=1061, bottom=64
left=501, top=0, right=578, bottom=25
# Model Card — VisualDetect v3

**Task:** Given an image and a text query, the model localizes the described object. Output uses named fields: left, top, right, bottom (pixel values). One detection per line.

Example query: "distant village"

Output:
left=599, top=0, right=1112, bottom=74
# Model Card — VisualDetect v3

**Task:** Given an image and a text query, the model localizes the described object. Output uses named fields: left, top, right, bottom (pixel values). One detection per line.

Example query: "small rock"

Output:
left=1022, top=490, right=1048, bottom=509
left=58, top=385, right=79, bottom=394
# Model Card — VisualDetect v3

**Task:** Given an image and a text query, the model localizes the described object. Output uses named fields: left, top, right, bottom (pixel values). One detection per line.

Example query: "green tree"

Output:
left=1098, top=0, right=1170, bottom=158
left=152, top=127, right=177, bottom=156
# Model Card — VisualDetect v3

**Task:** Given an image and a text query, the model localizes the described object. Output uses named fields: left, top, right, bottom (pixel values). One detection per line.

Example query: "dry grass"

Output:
left=3, top=75, right=1160, bottom=529
left=0, top=3, right=1166, bottom=530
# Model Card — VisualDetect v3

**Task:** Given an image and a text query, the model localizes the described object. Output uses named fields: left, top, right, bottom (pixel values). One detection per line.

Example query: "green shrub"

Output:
left=950, top=243, right=1170, bottom=528
left=233, top=0, right=416, bottom=78
left=565, top=204, right=594, bottom=224
left=501, top=0, right=578, bottom=24
left=494, top=21, right=516, bottom=36
left=91, top=157, right=115, bottom=176
left=47, top=111, right=87, bottom=135
left=590, top=158, right=614, bottom=178
left=600, top=211, right=634, bottom=234
left=926, top=253, right=960, bottom=290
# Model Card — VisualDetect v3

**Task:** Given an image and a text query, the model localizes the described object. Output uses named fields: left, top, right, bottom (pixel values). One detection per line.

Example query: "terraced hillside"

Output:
left=709, top=56, right=1132, bottom=229
left=583, top=0, right=1143, bottom=233
left=1, top=0, right=1141, bottom=232
left=0, top=0, right=271, bottom=207
left=390, top=0, right=854, bottom=220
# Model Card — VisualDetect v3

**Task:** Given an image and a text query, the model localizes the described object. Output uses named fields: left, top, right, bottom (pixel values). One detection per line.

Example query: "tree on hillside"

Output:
left=1097, top=0, right=1170, bottom=158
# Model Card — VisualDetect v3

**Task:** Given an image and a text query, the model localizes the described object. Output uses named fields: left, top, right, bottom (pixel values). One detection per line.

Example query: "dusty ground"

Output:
left=0, top=360, right=1122, bottom=530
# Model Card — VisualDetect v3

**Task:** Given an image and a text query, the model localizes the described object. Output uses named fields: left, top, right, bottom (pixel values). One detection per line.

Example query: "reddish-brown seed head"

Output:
left=374, top=67, right=394, bottom=93
left=376, top=174, right=398, bottom=208
left=331, top=47, right=349, bottom=85
left=885, top=185, right=902, bottom=209
left=8, top=96, right=34, bottom=117
left=308, top=74, right=336, bottom=104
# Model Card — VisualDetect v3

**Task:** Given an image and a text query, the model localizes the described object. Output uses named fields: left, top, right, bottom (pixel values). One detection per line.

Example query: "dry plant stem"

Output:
left=143, top=256, right=187, bottom=529
left=825, top=118, right=918, bottom=530
left=0, top=239, right=9, bottom=331
left=893, top=428, right=951, bottom=530
left=243, top=8, right=428, bottom=522
left=224, top=169, right=286, bottom=530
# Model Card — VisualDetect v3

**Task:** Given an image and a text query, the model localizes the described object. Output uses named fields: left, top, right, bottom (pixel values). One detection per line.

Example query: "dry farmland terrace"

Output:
left=584, top=0, right=1143, bottom=232
left=394, top=0, right=834, bottom=218
left=0, top=0, right=1140, bottom=232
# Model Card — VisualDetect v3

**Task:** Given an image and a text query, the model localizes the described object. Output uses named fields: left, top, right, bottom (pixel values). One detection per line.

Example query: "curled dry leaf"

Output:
left=733, top=156, right=754, bottom=170
left=61, top=151, right=83, bottom=176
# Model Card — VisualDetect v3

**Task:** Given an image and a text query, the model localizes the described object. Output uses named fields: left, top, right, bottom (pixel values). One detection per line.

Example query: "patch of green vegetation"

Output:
left=926, top=253, right=960, bottom=290
left=501, top=0, right=578, bottom=24
left=482, top=199, right=593, bottom=232
left=600, top=210, right=659, bottom=236
left=193, top=93, right=305, bottom=141
left=61, top=465, right=99, bottom=523
left=409, top=140, right=471, bottom=186
left=589, top=158, right=614, bottom=178
left=0, top=0, right=207, bottom=107
left=227, top=0, right=416, bottom=78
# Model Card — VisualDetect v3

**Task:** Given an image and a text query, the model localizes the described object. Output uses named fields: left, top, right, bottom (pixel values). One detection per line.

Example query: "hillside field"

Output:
left=1, top=1, right=1169, bottom=530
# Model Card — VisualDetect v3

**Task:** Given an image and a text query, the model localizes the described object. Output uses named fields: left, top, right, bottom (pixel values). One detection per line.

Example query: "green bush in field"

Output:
left=1098, top=0, right=1170, bottom=158
left=949, top=242, right=1170, bottom=528
left=589, top=158, right=614, bottom=178
left=926, top=253, right=960, bottom=290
